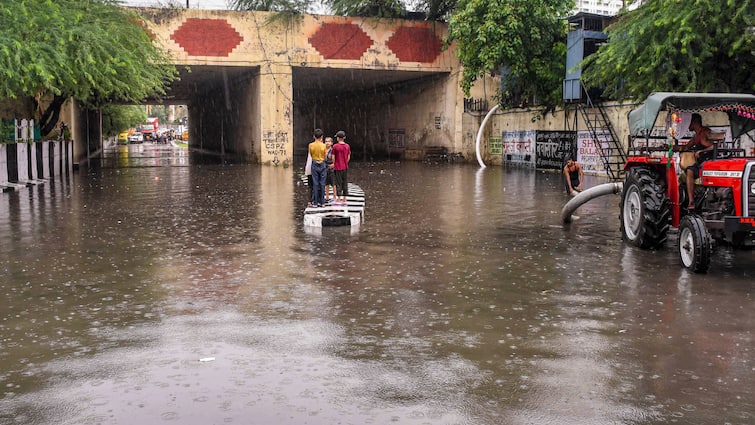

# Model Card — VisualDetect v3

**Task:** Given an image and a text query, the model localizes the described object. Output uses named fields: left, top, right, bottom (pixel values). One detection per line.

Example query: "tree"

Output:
left=582, top=0, right=755, bottom=101
left=0, top=0, right=177, bottom=137
left=328, top=0, right=408, bottom=18
left=410, top=0, right=457, bottom=21
left=101, top=105, right=147, bottom=137
left=446, top=0, right=574, bottom=110
left=149, top=104, right=171, bottom=124
left=231, top=0, right=455, bottom=20
left=230, top=0, right=313, bottom=13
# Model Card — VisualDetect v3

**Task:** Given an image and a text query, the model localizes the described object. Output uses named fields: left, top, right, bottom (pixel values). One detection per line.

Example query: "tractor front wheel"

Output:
left=678, top=215, right=712, bottom=273
left=620, top=167, right=670, bottom=249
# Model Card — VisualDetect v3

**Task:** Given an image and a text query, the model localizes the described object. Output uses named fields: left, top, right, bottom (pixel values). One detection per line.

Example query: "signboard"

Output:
left=502, top=130, right=536, bottom=167
left=535, top=131, right=576, bottom=170
left=577, top=130, right=611, bottom=173
left=489, top=137, right=502, bottom=155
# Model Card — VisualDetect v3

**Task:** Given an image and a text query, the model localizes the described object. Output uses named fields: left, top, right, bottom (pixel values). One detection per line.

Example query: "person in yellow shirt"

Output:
left=308, top=129, right=327, bottom=207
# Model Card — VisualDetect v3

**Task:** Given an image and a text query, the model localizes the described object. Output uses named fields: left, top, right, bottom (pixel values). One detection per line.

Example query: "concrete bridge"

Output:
left=127, top=8, right=475, bottom=166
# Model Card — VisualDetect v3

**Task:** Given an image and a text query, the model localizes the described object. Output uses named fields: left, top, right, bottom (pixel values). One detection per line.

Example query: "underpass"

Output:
left=115, top=10, right=464, bottom=166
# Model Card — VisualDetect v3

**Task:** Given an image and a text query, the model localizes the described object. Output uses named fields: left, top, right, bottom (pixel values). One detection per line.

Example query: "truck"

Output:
left=619, top=92, right=755, bottom=273
left=138, top=117, right=159, bottom=142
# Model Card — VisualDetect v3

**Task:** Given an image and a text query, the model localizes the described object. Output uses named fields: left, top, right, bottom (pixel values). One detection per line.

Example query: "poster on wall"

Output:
left=577, top=130, right=611, bottom=174
left=535, top=131, right=577, bottom=170
left=502, top=130, right=536, bottom=167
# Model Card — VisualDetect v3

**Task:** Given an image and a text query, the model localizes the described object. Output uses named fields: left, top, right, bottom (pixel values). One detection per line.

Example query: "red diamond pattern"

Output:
left=171, top=18, right=243, bottom=57
left=308, top=23, right=373, bottom=60
left=386, top=26, right=442, bottom=63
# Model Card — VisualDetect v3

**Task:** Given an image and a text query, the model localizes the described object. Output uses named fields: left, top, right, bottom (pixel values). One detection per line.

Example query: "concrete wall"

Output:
left=472, top=100, right=639, bottom=172
left=143, top=9, right=458, bottom=165
left=295, top=73, right=458, bottom=161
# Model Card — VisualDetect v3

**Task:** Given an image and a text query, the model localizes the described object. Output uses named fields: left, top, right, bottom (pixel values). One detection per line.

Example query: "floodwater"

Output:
left=1, top=143, right=753, bottom=425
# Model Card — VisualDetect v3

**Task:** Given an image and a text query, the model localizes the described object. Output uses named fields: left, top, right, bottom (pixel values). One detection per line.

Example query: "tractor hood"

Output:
left=628, top=92, right=755, bottom=138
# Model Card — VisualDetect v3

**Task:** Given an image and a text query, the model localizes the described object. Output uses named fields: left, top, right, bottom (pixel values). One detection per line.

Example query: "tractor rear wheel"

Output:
left=678, top=215, right=712, bottom=273
left=620, top=167, right=670, bottom=249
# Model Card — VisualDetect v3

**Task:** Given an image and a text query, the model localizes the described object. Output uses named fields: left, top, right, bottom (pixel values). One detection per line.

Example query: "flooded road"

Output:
left=1, top=143, right=753, bottom=425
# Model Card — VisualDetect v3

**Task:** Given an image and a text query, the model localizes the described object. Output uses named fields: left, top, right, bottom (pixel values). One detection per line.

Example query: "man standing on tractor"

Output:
left=682, top=113, right=715, bottom=211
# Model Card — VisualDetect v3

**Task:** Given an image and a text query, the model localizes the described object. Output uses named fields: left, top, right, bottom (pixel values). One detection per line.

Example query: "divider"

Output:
left=17, top=143, right=29, bottom=182
left=52, top=141, right=61, bottom=177
left=0, top=139, right=76, bottom=192
left=40, top=141, right=50, bottom=180
left=0, top=144, right=8, bottom=188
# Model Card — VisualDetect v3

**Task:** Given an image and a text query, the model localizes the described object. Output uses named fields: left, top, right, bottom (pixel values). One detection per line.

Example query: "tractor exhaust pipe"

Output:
left=561, top=182, right=624, bottom=223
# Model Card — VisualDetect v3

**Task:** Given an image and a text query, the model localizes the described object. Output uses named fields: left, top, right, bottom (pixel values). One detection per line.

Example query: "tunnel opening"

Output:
left=292, top=67, right=451, bottom=164
left=102, top=64, right=454, bottom=166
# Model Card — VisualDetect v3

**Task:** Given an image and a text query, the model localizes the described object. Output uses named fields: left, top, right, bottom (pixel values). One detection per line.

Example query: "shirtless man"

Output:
left=563, top=157, right=584, bottom=195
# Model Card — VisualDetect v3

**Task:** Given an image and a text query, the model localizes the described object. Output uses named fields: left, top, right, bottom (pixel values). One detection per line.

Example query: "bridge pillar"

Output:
left=257, top=64, right=293, bottom=167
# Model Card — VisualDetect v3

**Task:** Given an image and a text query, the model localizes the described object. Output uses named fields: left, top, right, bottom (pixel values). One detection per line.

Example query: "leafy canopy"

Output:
left=231, top=0, right=456, bottom=20
left=582, top=0, right=755, bottom=100
left=0, top=0, right=177, bottom=105
left=101, top=105, right=147, bottom=137
left=446, top=0, right=574, bottom=109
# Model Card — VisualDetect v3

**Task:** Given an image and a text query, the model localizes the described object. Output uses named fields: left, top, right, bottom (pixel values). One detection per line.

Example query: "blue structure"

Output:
left=563, top=13, right=613, bottom=103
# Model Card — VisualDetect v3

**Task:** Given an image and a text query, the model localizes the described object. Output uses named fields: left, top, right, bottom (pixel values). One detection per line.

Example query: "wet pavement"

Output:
left=0, top=142, right=753, bottom=424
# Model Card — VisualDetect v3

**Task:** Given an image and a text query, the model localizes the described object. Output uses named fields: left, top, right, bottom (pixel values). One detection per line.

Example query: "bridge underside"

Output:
left=160, top=64, right=449, bottom=165
left=70, top=10, right=468, bottom=166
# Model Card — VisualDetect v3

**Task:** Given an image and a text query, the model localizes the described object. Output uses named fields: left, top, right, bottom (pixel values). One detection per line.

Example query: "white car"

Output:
left=128, top=132, right=144, bottom=144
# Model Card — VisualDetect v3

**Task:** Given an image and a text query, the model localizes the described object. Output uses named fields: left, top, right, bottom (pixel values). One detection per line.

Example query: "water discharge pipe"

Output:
left=475, top=104, right=500, bottom=168
left=561, top=182, right=624, bottom=223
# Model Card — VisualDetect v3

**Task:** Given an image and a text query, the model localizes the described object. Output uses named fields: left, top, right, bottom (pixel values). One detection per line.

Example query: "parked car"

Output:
left=117, top=131, right=129, bottom=145
left=128, top=132, right=144, bottom=144
left=182, top=130, right=188, bottom=141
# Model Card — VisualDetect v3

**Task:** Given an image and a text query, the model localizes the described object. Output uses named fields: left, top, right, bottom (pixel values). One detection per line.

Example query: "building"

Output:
left=572, top=0, right=625, bottom=16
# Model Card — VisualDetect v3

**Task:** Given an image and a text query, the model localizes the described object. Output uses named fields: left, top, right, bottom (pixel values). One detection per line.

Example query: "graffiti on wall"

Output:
left=263, top=130, right=288, bottom=165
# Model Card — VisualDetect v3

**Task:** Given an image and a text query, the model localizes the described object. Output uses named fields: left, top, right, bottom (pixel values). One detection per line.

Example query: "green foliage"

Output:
left=582, top=0, right=755, bottom=100
left=150, top=104, right=170, bottom=124
left=327, top=0, right=405, bottom=18
left=447, top=0, right=573, bottom=110
left=411, top=0, right=457, bottom=21
left=230, top=0, right=312, bottom=13
left=101, top=105, right=146, bottom=137
left=0, top=0, right=177, bottom=135
left=0, top=0, right=177, bottom=104
left=232, top=0, right=456, bottom=20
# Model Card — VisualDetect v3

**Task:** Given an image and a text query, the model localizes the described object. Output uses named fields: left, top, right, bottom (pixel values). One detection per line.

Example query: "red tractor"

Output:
left=620, top=93, right=755, bottom=273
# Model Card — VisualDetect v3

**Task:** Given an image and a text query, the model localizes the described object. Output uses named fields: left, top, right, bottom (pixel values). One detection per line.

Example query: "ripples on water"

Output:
left=0, top=145, right=752, bottom=424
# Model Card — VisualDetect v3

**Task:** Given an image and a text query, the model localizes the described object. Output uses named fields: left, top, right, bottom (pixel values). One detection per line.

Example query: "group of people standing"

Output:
left=306, top=128, right=351, bottom=208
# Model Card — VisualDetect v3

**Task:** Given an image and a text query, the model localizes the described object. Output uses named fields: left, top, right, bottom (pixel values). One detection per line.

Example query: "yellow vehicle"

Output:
left=117, top=131, right=129, bottom=145
left=181, top=130, right=188, bottom=141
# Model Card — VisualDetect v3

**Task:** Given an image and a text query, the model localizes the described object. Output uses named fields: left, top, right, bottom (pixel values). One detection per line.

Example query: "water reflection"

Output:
left=0, top=145, right=753, bottom=424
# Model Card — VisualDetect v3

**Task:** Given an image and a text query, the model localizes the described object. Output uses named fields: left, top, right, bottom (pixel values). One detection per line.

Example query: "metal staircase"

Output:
left=578, top=84, right=627, bottom=180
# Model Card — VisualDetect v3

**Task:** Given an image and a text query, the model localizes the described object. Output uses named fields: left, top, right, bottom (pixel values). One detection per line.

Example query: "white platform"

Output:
left=303, top=182, right=365, bottom=228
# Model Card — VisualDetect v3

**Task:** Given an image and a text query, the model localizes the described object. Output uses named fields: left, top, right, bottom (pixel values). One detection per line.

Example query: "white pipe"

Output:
left=561, top=182, right=624, bottom=223
left=475, top=104, right=500, bottom=168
